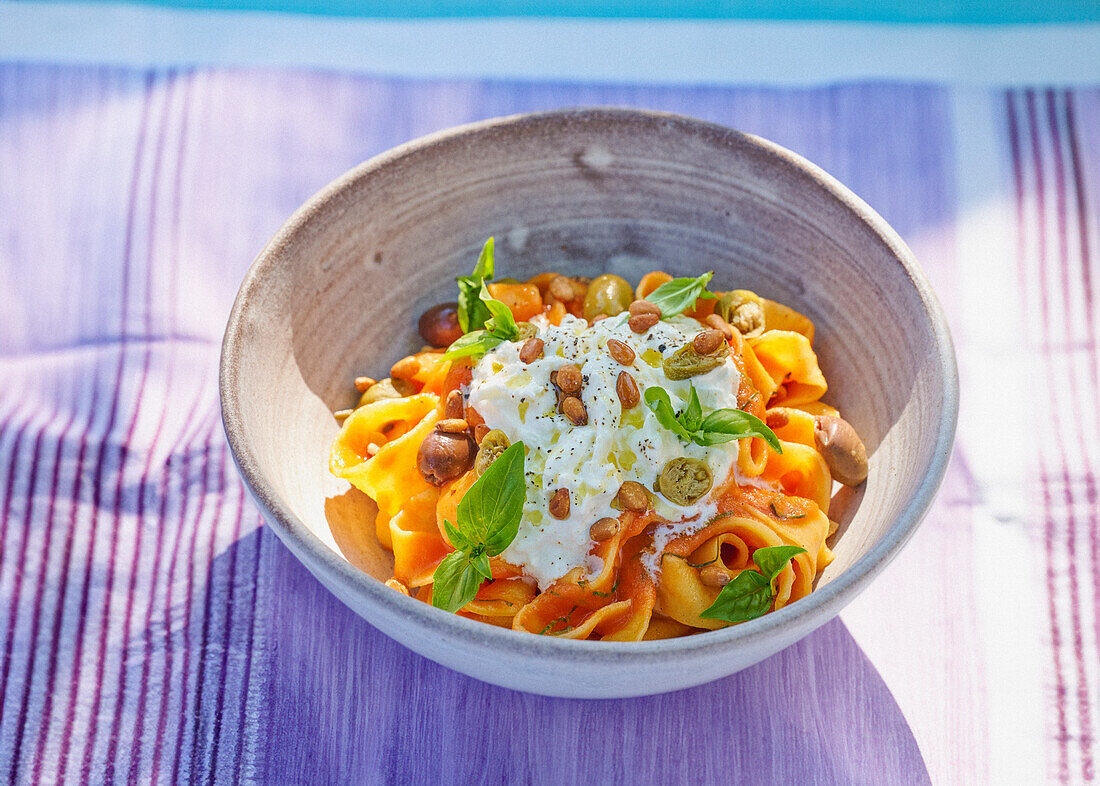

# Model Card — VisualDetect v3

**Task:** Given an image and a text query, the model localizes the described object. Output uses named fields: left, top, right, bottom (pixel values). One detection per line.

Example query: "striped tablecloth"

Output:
left=2, top=9, right=1100, bottom=784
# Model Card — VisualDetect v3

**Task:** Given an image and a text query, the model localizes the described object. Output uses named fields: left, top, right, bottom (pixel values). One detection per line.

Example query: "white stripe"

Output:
left=950, top=87, right=1045, bottom=785
left=2, top=3, right=1100, bottom=86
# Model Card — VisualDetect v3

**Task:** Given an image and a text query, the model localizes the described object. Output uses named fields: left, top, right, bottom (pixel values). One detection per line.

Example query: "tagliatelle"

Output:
left=330, top=260, right=867, bottom=640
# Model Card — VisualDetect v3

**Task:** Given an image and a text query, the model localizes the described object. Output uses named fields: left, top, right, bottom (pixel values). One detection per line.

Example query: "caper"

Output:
left=515, top=321, right=539, bottom=341
left=357, top=378, right=404, bottom=407
left=662, top=341, right=729, bottom=380
left=474, top=429, right=511, bottom=476
left=716, top=289, right=765, bottom=338
left=582, top=274, right=633, bottom=320
left=658, top=457, right=713, bottom=505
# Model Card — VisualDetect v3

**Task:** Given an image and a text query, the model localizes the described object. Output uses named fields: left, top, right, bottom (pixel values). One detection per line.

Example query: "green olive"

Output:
left=662, top=341, right=729, bottom=380
left=357, top=378, right=406, bottom=407
left=474, top=429, right=511, bottom=475
left=515, top=322, right=539, bottom=341
left=658, top=457, right=713, bottom=505
left=716, top=289, right=765, bottom=337
left=582, top=274, right=634, bottom=320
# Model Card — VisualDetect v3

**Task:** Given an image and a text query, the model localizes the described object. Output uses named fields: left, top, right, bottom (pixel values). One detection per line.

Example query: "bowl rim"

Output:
left=219, top=106, right=959, bottom=663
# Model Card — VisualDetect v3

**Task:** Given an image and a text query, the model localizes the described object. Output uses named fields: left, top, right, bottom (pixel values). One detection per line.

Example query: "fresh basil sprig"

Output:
left=644, top=272, right=717, bottom=318
left=643, top=384, right=782, bottom=452
left=431, top=441, right=526, bottom=613
left=699, top=545, right=806, bottom=624
left=456, top=237, right=496, bottom=333
left=444, top=282, right=520, bottom=361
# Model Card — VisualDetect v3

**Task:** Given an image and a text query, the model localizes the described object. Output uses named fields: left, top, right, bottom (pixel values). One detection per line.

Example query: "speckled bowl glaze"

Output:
left=220, top=108, right=957, bottom=698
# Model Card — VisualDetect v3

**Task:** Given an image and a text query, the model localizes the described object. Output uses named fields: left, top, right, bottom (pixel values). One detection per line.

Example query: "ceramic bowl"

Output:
left=220, top=107, right=957, bottom=698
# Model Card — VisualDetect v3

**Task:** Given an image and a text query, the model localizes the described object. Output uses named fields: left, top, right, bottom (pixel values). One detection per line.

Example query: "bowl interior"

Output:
left=225, top=109, right=953, bottom=615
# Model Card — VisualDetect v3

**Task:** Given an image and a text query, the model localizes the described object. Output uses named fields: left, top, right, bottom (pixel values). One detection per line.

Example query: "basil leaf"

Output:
left=472, top=236, right=495, bottom=280
left=443, top=329, right=505, bottom=361
left=700, top=408, right=782, bottom=453
left=644, top=272, right=716, bottom=319
left=699, top=546, right=806, bottom=624
left=478, top=282, right=518, bottom=339
left=643, top=387, right=693, bottom=442
left=443, top=519, right=476, bottom=553
left=459, top=442, right=527, bottom=555
left=699, top=569, right=773, bottom=623
left=456, top=237, right=496, bottom=333
left=752, top=545, right=806, bottom=580
left=469, top=550, right=493, bottom=581
left=682, top=385, right=703, bottom=433
left=431, top=551, right=486, bottom=613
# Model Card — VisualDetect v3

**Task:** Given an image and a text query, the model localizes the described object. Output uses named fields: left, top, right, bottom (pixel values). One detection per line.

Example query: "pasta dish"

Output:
left=329, top=238, right=867, bottom=640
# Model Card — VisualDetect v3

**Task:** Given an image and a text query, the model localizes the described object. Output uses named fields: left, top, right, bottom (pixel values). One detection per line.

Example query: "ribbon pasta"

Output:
left=330, top=271, right=860, bottom=640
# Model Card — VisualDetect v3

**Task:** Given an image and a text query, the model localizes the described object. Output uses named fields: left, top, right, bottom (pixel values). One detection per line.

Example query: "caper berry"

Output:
left=582, top=274, right=634, bottom=320
left=662, top=340, right=729, bottom=380
left=474, top=429, right=511, bottom=476
left=515, top=322, right=539, bottom=341
left=716, top=290, right=765, bottom=338
left=658, top=457, right=713, bottom=506
left=357, top=378, right=404, bottom=407
left=417, top=430, right=475, bottom=486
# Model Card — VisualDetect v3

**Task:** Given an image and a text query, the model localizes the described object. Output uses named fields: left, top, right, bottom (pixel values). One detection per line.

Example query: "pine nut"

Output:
left=436, top=418, right=469, bottom=433
left=606, top=338, right=635, bottom=365
left=692, top=328, right=724, bottom=355
left=616, top=371, right=640, bottom=409
left=555, top=364, right=583, bottom=395
left=445, top=390, right=465, bottom=420
left=589, top=517, right=619, bottom=541
left=617, top=481, right=649, bottom=512
left=519, top=337, right=544, bottom=364
left=699, top=566, right=730, bottom=587
left=562, top=396, right=588, bottom=425
left=549, top=488, right=571, bottom=519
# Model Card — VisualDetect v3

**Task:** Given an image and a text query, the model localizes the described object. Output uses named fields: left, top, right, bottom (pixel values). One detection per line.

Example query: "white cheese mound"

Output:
left=467, top=313, right=742, bottom=589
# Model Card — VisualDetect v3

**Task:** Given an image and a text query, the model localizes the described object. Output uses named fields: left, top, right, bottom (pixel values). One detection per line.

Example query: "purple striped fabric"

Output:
left=1006, top=87, right=1100, bottom=784
left=0, top=63, right=1097, bottom=784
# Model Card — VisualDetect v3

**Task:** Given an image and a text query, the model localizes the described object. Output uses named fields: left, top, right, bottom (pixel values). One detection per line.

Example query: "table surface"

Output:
left=2, top=5, right=1099, bottom=784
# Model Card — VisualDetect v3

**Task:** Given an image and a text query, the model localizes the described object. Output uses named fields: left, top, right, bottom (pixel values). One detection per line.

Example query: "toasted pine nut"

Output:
left=616, top=371, right=640, bottom=409
left=519, top=337, right=544, bottom=364
left=354, top=376, right=376, bottom=392
left=562, top=396, right=588, bottom=425
left=555, top=364, right=583, bottom=395
left=589, top=517, right=618, bottom=541
left=474, top=423, right=491, bottom=443
left=628, top=299, right=661, bottom=318
left=699, top=566, right=730, bottom=587
left=606, top=338, right=635, bottom=365
left=548, top=488, right=571, bottom=519
left=617, top=481, right=649, bottom=512
left=445, top=390, right=465, bottom=420
left=628, top=312, right=660, bottom=333
left=692, top=329, right=724, bottom=355
left=436, top=418, right=469, bottom=433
